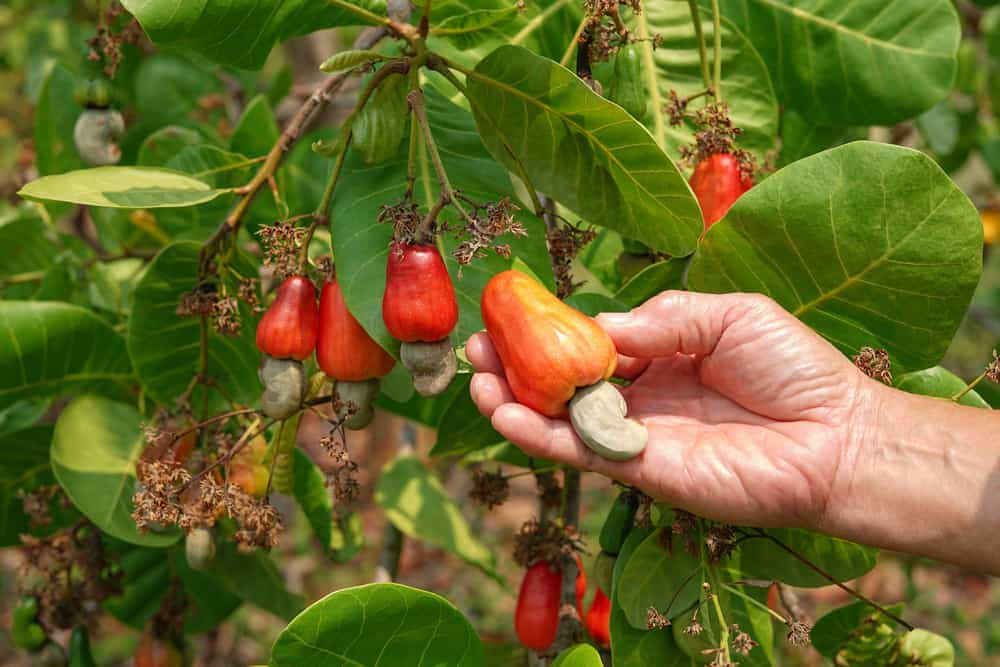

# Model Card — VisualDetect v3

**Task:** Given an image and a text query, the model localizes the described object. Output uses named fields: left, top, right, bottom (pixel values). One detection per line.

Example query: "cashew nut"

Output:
left=568, top=380, right=647, bottom=461
left=259, top=355, right=307, bottom=420
left=73, top=108, right=124, bottom=165
left=400, top=339, right=457, bottom=397
left=332, top=378, right=381, bottom=429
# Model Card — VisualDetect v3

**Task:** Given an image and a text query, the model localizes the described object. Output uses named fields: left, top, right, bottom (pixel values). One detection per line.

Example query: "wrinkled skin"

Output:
left=469, top=291, right=868, bottom=530
left=73, top=109, right=124, bottom=166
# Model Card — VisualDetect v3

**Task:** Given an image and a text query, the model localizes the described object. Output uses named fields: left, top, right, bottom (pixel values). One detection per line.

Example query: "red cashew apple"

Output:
left=383, top=242, right=459, bottom=397
left=481, top=270, right=647, bottom=460
left=256, top=275, right=319, bottom=420
left=584, top=588, right=611, bottom=647
left=514, top=558, right=588, bottom=651
left=317, top=278, right=395, bottom=429
left=689, top=153, right=753, bottom=230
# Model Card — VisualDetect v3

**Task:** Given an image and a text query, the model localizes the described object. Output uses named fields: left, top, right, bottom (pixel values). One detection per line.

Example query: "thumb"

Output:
left=595, top=291, right=764, bottom=359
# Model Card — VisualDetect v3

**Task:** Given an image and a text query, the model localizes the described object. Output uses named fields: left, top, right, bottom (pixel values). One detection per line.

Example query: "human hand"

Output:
left=467, top=291, right=877, bottom=530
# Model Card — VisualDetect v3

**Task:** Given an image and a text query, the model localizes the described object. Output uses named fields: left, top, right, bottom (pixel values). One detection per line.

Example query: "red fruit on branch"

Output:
left=689, top=153, right=753, bottom=230
left=382, top=242, right=458, bottom=343
left=317, top=279, right=395, bottom=382
left=482, top=270, right=647, bottom=460
left=317, top=278, right=395, bottom=429
left=515, top=561, right=562, bottom=650
left=584, top=588, right=611, bottom=647
left=256, top=275, right=319, bottom=361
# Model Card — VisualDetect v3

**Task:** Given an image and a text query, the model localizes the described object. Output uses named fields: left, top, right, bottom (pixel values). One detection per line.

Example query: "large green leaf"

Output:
left=0, top=212, right=57, bottom=284
left=717, top=0, right=959, bottom=125
left=0, top=301, right=133, bottom=406
left=738, top=528, right=877, bottom=588
left=429, top=375, right=504, bottom=458
left=127, top=242, right=260, bottom=407
left=688, top=142, right=982, bottom=371
left=375, top=455, right=500, bottom=582
left=121, top=0, right=386, bottom=70
left=465, top=45, right=702, bottom=256
left=270, top=583, right=484, bottom=667
left=0, top=426, right=56, bottom=546
left=206, top=540, right=305, bottom=620
left=811, top=600, right=906, bottom=659
left=615, top=259, right=687, bottom=308
left=18, top=167, right=229, bottom=209
left=174, top=548, right=243, bottom=633
left=292, top=449, right=334, bottom=554
left=895, top=366, right=991, bottom=409
left=160, top=145, right=254, bottom=241
left=51, top=396, right=179, bottom=546
left=331, top=86, right=549, bottom=352
left=635, top=3, right=777, bottom=159
left=551, top=644, right=603, bottom=667
left=616, top=527, right=703, bottom=630
left=34, top=64, right=86, bottom=176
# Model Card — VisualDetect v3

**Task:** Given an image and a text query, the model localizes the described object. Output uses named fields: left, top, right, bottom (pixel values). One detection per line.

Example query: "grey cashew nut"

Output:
left=73, top=108, right=124, bottom=165
left=333, top=378, right=381, bottom=430
left=259, top=355, right=307, bottom=420
left=568, top=380, right=647, bottom=461
left=185, top=527, right=216, bottom=571
left=400, top=339, right=457, bottom=397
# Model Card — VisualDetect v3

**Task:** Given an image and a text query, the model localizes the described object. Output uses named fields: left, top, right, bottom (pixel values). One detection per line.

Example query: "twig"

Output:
left=710, top=0, right=723, bottom=97
left=687, top=0, right=712, bottom=93
left=550, top=469, right=584, bottom=656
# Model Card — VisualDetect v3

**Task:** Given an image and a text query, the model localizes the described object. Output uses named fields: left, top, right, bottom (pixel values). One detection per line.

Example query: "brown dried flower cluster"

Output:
left=704, top=525, right=737, bottom=563
left=86, top=1, right=143, bottom=79
left=535, top=470, right=564, bottom=509
left=212, top=295, right=241, bottom=336
left=321, top=433, right=361, bottom=504
left=176, top=283, right=217, bottom=317
left=513, top=518, right=583, bottom=568
left=731, top=624, right=759, bottom=656
left=582, top=1, right=642, bottom=62
left=646, top=606, right=671, bottom=630
left=469, top=469, right=510, bottom=510
left=668, top=98, right=756, bottom=181
left=238, top=278, right=261, bottom=312
left=546, top=223, right=597, bottom=299
left=786, top=620, right=812, bottom=646
left=986, top=350, right=1000, bottom=384
left=853, top=346, right=893, bottom=385
left=452, top=197, right=527, bottom=266
left=19, top=524, right=122, bottom=631
left=257, top=221, right=306, bottom=280
left=18, top=485, right=62, bottom=529
left=379, top=201, right=425, bottom=243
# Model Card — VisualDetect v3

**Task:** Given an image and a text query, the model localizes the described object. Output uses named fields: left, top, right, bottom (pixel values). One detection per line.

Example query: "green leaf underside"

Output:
left=270, top=583, right=484, bottom=667
left=18, top=167, right=228, bottom=208
left=466, top=45, right=703, bottom=255
left=51, top=395, right=179, bottom=546
left=688, top=142, right=982, bottom=371
left=0, top=426, right=55, bottom=546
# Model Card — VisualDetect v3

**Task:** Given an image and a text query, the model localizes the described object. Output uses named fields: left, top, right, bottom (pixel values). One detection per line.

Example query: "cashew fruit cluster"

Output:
left=689, top=152, right=754, bottom=229
left=482, top=270, right=648, bottom=461
left=256, top=274, right=395, bottom=429
left=382, top=242, right=458, bottom=397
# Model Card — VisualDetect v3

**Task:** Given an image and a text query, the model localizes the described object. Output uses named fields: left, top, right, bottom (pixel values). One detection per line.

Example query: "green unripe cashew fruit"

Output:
left=12, top=597, right=46, bottom=651
left=73, top=76, right=114, bottom=109
left=74, top=109, right=124, bottom=166
left=608, top=44, right=647, bottom=120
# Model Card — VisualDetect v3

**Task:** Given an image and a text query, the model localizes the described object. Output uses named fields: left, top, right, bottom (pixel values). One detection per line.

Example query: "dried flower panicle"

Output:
left=320, top=432, right=361, bottom=505
left=176, top=284, right=217, bottom=318
left=546, top=223, right=597, bottom=299
left=86, top=1, right=143, bottom=79
left=731, top=624, right=758, bottom=656
left=513, top=518, right=583, bottom=568
left=379, top=201, right=425, bottom=243
left=452, top=197, right=527, bottom=266
left=229, top=487, right=284, bottom=551
left=683, top=615, right=704, bottom=636
left=535, top=470, right=563, bottom=509
left=853, top=346, right=893, bottom=385
left=646, top=607, right=671, bottom=630
left=986, top=350, right=1000, bottom=384
left=257, top=221, right=306, bottom=280
left=237, top=278, right=261, bottom=312
left=787, top=620, right=812, bottom=647
left=469, top=469, right=510, bottom=510
left=212, top=295, right=242, bottom=336
left=704, top=525, right=737, bottom=563
left=18, top=485, right=61, bottom=528
left=582, top=1, right=642, bottom=62
left=670, top=98, right=756, bottom=181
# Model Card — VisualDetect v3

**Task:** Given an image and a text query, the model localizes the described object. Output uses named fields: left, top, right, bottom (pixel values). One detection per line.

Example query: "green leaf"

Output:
left=898, top=629, right=955, bottom=667
left=292, top=450, right=334, bottom=553
left=739, top=528, right=877, bottom=587
left=377, top=373, right=462, bottom=426
left=103, top=545, right=172, bottom=629
left=160, top=145, right=254, bottom=241
left=430, top=375, right=504, bottom=458
left=617, top=527, right=703, bottom=629
left=270, top=583, right=484, bottom=666
left=206, top=540, right=305, bottom=621
left=637, top=4, right=777, bottom=159
left=778, top=111, right=852, bottom=167
left=465, top=45, right=702, bottom=256
left=319, top=49, right=388, bottom=73
left=688, top=142, right=982, bottom=371
left=564, top=292, right=629, bottom=317
left=461, top=442, right=547, bottom=469
left=121, top=0, right=387, bottom=70
left=0, top=212, right=57, bottom=284
left=34, top=64, right=86, bottom=176
left=330, top=510, right=366, bottom=563
left=174, top=548, right=243, bottom=633
left=430, top=2, right=521, bottom=49
left=375, top=455, right=500, bottom=582
left=18, top=167, right=229, bottom=209
left=353, top=72, right=409, bottom=165
left=615, top=259, right=687, bottom=308
left=551, top=643, right=603, bottom=667
left=0, top=301, right=132, bottom=406
left=231, top=96, right=281, bottom=159
left=717, top=0, right=960, bottom=125
left=137, top=126, right=205, bottom=167
left=134, top=54, right=224, bottom=127
left=895, top=366, right=991, bottom=409
left=127, top=242, right=260, bottom=408
left=332, top=87, right=549, bottom=352
left=0, top=426, right=56, bottom=546
left=810, top=600, right=905, bottom=659
left=51, top=396, right=179, bottom=546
